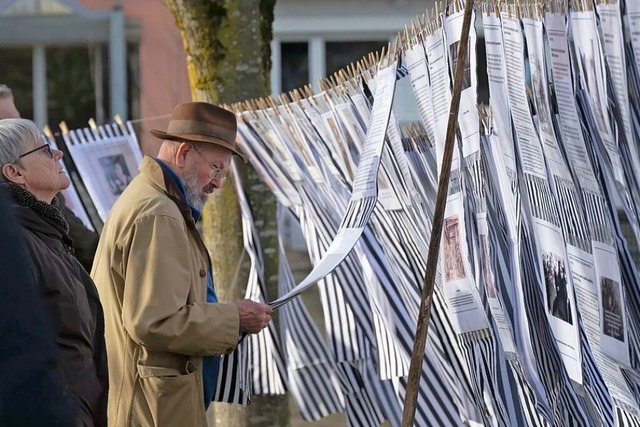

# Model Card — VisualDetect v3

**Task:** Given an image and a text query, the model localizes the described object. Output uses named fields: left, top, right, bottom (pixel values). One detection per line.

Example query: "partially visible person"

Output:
left=0, top=118, right=108, bottom=427
left=0, top=187, right=76, bottom=427
left=0, top=83, right=99, bottom=271
left=0, top=84, right=20, bottom=119
left=91, top=102, right=272, bottom=427
left=54, top=191, right=100, bottom=271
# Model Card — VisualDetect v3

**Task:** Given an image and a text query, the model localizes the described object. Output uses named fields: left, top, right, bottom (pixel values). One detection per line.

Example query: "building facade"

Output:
left=0, top=0, right=432, bottom=153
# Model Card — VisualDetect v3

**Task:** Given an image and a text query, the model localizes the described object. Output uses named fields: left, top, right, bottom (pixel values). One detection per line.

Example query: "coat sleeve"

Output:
left=122, top=214, right=240, bottom=356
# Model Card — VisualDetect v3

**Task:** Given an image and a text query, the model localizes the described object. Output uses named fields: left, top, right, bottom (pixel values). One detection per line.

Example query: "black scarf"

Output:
left=0, top=183, right=69, bottom=234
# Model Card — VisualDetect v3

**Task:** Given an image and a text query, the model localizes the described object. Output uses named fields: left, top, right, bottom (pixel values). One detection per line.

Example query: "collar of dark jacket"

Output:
left=1, top=183, right=73, bottom=248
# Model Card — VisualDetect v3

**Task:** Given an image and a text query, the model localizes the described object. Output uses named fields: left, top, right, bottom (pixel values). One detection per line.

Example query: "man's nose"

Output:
left=211, top=176, right=223, bottom=189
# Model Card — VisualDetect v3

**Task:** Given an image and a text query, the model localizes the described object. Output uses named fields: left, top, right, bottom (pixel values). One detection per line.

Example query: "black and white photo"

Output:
left=98, top=154, right=133, bottom=196
left=601, top=277, right=624, bottom=341
left=543, top=251, right=573, bottom=324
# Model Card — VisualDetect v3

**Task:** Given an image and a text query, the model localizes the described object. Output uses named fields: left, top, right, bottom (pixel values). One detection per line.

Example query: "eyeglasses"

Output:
left=18, top=142, right=53, bottom=160
left=192, top=145, right=227, bottom=182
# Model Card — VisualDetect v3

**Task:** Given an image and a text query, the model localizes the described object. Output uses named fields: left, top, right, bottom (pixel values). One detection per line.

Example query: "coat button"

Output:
left=199, top=269, right=206, bottom=278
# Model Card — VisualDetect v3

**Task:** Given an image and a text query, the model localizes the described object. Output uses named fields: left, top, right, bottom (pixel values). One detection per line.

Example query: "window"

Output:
left=1, top=0, right=72, bottom=15
left=325, top=41, right=387, bottom=77
left=281, top=42, right=309, bottom=93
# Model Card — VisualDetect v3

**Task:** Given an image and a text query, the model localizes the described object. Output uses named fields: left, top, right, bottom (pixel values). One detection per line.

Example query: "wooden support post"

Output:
left=401, top=0, right=475, bottom=426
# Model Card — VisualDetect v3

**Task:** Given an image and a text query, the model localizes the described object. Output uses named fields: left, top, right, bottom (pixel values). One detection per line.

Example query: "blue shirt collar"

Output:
left=155, top=159, right=201, bottom=222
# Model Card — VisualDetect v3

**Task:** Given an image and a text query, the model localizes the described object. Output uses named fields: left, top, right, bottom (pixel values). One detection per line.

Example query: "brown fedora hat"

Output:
left=150, top=102, right=246, bottom=161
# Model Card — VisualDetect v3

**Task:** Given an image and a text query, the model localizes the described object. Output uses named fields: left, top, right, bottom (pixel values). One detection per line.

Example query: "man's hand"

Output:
left=235, top=300, right=273, bottom=334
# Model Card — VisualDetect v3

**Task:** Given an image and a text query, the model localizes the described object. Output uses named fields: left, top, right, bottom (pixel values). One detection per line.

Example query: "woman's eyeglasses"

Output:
left=18, top=142, right=53, bottom=160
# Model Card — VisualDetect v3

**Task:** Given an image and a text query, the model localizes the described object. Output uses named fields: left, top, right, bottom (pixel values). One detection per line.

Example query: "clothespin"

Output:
left=392, top=34, right=400, bottom=59
left=43, top=124, right=54, bottom=140
left=377, top=45, right=386, bottom=72
left=318, top=78, right=328, bottom=92
left=59, top=121, right=69, bottom=135
left=87, top=118, right=101, bottom=140
left=267, top=96, right=280, bottom=114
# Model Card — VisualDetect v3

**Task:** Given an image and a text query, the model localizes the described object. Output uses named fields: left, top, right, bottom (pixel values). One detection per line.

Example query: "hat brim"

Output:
left=150, top=129, right=248, bottom=163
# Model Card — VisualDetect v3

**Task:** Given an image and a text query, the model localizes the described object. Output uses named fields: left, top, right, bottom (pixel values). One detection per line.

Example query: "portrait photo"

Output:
left=543, top=251, right=572, bottom=325
left=601, top=277, right=624, bottom=341
left=98, top=154, right=133, bottom=196
left=529, top=58, right=553, bottom=137
left=449, top=40, right=472, bottom=91
left=443, top=215, right=466, bottom=281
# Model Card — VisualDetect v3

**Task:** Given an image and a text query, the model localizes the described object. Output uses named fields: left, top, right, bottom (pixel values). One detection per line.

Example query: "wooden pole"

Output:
left=401, top=0, right=475, bottom=425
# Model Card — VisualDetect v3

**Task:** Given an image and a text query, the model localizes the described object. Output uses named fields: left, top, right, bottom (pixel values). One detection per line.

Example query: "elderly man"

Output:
left=91, top=102, right=272, bottom=427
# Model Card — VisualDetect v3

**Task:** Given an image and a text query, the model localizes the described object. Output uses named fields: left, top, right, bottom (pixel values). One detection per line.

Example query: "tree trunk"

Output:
left=162, top=1, right=287, bottom=426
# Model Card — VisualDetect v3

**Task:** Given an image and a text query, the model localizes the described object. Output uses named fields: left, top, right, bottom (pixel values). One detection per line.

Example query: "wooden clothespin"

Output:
left=43, top=124, right=54, bottom=140
left=392, top=34, right=401, bottom=59
left=377, top=45, right=386, bottom=72
left=59, top=121, right=69, bottom=135
left=303, top=84, right=313, bottom=98
left=267, top=96, right=280, bottom=114
left=278, top=93, right=289, bottom=107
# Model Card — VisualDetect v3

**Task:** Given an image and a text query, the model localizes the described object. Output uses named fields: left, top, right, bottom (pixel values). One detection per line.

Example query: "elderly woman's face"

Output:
left=16, top=134, right=70, bottom=203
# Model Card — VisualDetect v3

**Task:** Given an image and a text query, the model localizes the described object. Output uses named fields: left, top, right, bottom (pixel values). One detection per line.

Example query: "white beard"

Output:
left=183, top=170, right=207, bottom=211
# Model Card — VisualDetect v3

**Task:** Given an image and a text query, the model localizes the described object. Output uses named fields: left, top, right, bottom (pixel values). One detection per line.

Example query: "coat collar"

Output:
left=13, top=203, right=74, bottom=249
left=139, top=156, right=196, bottom=224
left=139, top=156, right=209, bottom=258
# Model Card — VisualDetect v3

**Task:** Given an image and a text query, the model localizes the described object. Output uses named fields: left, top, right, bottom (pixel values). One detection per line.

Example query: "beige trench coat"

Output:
left=91, top=156, right=240, bottom=427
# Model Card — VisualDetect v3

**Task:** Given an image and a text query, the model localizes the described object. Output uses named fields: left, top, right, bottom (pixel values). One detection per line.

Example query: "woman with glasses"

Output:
left=0, top=118, right=108, bottom=427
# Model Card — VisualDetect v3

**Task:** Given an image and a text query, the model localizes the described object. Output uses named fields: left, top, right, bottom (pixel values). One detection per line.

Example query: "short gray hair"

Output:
left=0, top=84, right=13, bottom=99
left=0, top=118, right=41, bottom=182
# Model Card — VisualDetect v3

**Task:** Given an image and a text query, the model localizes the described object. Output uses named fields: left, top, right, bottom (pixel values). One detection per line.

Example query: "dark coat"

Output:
left=55, top=192, right=99, bottom=272
left=0, top=189, right=76, bottom=427
left=14, top=202, right=109, bottom=427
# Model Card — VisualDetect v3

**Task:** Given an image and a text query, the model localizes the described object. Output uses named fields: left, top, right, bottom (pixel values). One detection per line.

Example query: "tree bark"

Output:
left=163, top=1, right=287, bottom=425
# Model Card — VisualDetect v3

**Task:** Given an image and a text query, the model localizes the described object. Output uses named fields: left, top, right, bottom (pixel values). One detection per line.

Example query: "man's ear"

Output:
left=1, top=163, right=26, bottom=185
left=175, top=142, right=193, bottom=168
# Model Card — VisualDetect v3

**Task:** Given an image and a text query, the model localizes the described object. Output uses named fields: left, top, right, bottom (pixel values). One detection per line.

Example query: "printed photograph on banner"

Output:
left=443, top=215, right=466, bottom=281
left=67, top=136, right=141, bottom=221
left=98, top=154, right=133, bottom=196
left=535, top=220, right=582, bottom=383
left=479, top=234, right=497, bottom=298
left=579, top=40, right=608, bottom=132
left=529, top=57, right=553, bottom=138
left=600, top=277, right=624, bottom=341
left=543, top=250, right=573, bottom=325
left=448, top=40, right=472, bottom=91
left=593, top=241, right=630, bottom=366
